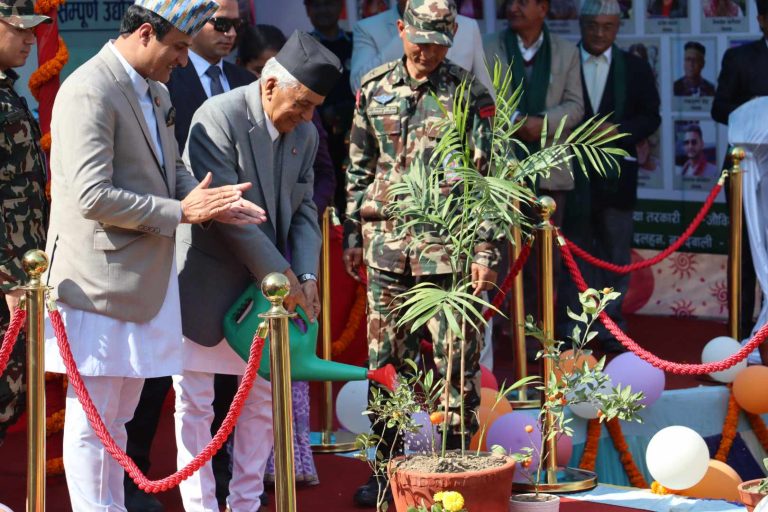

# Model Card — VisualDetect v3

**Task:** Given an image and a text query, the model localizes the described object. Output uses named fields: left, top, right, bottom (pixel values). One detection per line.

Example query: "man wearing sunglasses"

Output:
left=123, top=1, right=257, bottom=511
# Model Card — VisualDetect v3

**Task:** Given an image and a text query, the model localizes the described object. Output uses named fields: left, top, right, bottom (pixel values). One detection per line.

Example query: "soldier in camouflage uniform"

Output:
left=0, top=0, right=50, bottom=446
left=343, top=0, right=497, bottom=505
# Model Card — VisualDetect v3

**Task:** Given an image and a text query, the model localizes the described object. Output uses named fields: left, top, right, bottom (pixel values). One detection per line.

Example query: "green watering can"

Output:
left=223, top=283, right=396, bottom=390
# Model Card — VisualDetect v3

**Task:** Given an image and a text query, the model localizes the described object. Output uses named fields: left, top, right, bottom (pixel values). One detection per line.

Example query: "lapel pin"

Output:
left=291, top=147, right=298, bottom=155
left=154, top=96, right=160, bottom=107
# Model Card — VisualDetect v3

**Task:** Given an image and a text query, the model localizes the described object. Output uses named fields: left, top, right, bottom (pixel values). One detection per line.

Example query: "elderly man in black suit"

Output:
left=556, top=0, right=660, bottom=351
left=712, top=0, right=768, bottom=363
left=123, top=1, right=257, bottom=510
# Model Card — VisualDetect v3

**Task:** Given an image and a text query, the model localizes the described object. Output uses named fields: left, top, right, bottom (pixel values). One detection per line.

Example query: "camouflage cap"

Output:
left=402, top=0, right=456, bottom=47
left=0, top=0, right=52, bottom=29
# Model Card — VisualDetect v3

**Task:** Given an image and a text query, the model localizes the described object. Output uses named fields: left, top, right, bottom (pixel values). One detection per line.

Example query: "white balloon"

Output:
left=702, top=336, right=748, bottom=383
left=755, top=494, right=768, bottom=512
left=646, top=426, right=709, bottom=490
left=567, top=379, right=611, bottom=420
left=335, top=380, right=371, bottom=434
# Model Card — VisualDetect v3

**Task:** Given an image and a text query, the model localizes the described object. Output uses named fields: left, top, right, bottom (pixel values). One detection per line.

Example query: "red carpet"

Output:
left=0, top=314, right=729, bottom=511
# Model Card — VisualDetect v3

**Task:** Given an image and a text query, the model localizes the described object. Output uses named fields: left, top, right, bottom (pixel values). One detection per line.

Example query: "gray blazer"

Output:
left=45, top=44, right=198, bottom=323
left=484, top=29, right=584, bottom=191
left=177, top=80, right=321, bottom=346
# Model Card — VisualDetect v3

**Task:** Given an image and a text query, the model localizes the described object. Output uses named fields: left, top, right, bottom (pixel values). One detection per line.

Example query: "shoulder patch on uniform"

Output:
left=361, top=60, right=398, bottom=86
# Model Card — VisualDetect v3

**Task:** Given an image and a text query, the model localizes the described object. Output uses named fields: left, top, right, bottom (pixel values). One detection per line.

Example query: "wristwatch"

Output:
left=297, top=273, right=317, bottom=284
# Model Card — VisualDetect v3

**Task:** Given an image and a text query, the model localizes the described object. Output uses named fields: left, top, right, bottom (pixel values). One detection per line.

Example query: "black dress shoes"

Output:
left=125, top=482, right=164, bottom=512
left=353, top=474, right=391, bottom=508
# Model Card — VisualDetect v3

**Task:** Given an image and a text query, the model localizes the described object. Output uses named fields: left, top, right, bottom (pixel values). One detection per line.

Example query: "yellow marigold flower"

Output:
left=441, top=491, right=465, bottom=512
left=433, top=491, right=445, bottom=503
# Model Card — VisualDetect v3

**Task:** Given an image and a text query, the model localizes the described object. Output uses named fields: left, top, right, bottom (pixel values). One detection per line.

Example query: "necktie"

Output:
left=205, top=65, right=224, bottom=97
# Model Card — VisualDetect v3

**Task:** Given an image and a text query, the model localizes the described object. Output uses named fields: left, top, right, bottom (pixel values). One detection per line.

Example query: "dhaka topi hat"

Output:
left=579, top=0, right=621, bottom=16
left=133, top=0, right=219, bottom=36
left=403, top=0, right=456, bottom=47
left=0, top=0, right=51, bottom=29
left=274, top=31, right=343, bottom=97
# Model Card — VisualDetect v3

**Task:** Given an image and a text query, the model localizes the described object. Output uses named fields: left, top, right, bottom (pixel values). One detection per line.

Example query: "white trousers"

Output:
left=63, top=376, right=144, bottom=512
left=173, top=370, right=273, bottom=512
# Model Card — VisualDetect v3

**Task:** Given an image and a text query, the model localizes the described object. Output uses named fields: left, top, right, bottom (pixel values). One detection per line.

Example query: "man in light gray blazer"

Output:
left=174, top=31, right=342, bottom=511
left=43, top=2, right=266, bottom=509
left=350, top=0, right=493, bottom=93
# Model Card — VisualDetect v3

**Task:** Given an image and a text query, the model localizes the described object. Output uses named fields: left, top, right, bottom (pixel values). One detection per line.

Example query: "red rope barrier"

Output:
left=563, top=181, right=723, bottom=274
left=0, top=307, right=26, bottom=376
left=483, top=242, right=533, bottom=321
left=50, top=308, right=265, bottom=493
left=559, top=241, right=768, bottom=375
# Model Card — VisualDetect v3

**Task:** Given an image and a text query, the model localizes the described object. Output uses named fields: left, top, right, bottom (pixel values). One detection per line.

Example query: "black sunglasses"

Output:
left=208, top=17, right=243, bottom=33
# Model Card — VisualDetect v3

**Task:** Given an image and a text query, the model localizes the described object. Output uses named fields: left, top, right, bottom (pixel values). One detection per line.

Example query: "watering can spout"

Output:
left=367, top=365, right=397, bottom=391
left=225, top=283, right=389, bottom=385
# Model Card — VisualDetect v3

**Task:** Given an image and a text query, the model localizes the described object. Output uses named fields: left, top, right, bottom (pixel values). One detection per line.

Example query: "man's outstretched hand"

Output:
left=181, top=173, right=266, bottom=225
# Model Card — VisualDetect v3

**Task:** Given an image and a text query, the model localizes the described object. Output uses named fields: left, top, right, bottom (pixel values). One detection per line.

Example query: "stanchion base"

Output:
left=511, top=467, right=597, bottom=493
left=310, top=430, right=358, bottom=453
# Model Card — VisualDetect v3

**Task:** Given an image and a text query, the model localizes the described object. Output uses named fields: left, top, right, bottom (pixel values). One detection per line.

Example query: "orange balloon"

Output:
left=470, top=429, right=488, bottom=451
left=476, top=405, right=504, bottom=432
left=679, top=459, right=742, bottom=502
left=733, top=366, right=768, bottom=414
left=554, top=349, right=598, bottom=381
left=478, top=388, right=512, bottom=420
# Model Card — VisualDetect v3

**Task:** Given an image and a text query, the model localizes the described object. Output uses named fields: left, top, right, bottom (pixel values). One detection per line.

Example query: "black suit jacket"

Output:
left=167, top=60, right=257, bottom=153
left=712, top=39, right=768, bottom=125
left=579, top=49, right=661, bottom=211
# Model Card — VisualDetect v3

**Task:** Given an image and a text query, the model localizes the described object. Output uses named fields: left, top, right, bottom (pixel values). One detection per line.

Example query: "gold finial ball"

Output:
left=261, top=272, right=290, bottom=302
left=22, top=250, right=48, bottom=278
left=538, top=195, right=557, bottom=221
left=731, top=147, right=746, bottom=162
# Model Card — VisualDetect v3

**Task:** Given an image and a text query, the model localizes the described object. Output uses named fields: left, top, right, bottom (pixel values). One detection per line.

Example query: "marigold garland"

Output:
left=714, top=386, right=739, bottom=462
left=34, top=0, right=63, bottom=12
left=579, top=418, right=601, bottom=472
left=46, top=456, right=64, bottom=476
left=331, top=284, right=366, bottom=357
left=28, top=36, right=68, bottom=101
left=746, top=411, right=768, bottom=453
left=46, top=408, right=65, bottom=435
left=605, top=418, right=648, bottom=488
left=651, top=481, right=673, bottom=495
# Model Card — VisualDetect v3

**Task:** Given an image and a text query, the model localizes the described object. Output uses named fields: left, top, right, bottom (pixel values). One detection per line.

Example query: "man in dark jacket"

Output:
left=556, top=0, right=660, bottom=351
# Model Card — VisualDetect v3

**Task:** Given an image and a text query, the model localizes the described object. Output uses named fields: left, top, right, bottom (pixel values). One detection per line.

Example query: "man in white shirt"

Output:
left=123, top=2, right=258, bottom=509
left=43, top=1, right=266, bottom=509
left=349, top=0, right=492, bottom=93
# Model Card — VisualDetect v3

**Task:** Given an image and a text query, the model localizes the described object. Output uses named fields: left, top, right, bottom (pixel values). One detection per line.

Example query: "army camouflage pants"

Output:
left=0, top=302, right=25, bottom=446
left=366, top=266, right=483, bottom=445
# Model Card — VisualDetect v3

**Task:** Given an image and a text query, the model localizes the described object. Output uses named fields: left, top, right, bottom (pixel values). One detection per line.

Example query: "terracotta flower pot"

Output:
left=387, top=453, right=516, bottom=512
left=508, top=493, right=560, bottom=512
left=738, top=479, right=767, bottom=512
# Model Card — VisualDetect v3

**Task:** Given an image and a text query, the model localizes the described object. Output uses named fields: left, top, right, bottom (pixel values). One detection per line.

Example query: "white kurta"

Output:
left=44, top=258, right=183, bottom=378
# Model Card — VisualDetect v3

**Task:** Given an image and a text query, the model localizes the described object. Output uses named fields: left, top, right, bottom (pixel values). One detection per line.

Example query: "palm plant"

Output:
left=385, top=60, right=629, bottom=457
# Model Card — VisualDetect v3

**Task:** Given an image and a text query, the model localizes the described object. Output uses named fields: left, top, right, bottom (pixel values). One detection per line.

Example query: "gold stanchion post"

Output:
left=260, top=273, right=297, bottom=512
left=728, top=147, right=745, bottom=342
left=508, top=201, right=538, bottom=409
left=511, top=198, right=596, bottom=493
left=312, top=207, right=357, bottom=453
left=23, top=249, right=49, bottom=512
